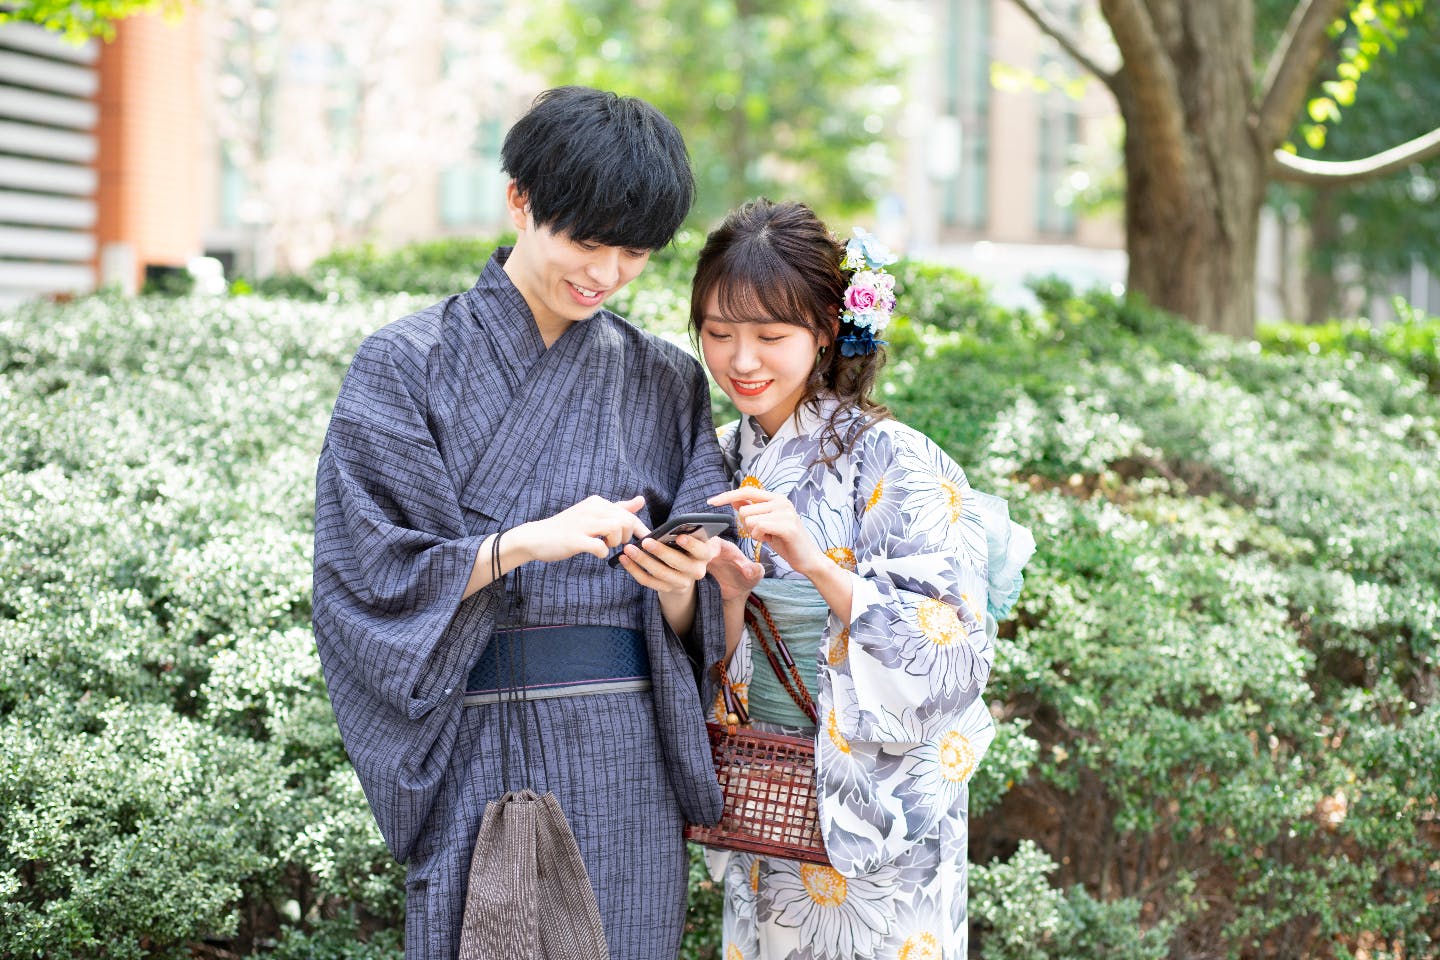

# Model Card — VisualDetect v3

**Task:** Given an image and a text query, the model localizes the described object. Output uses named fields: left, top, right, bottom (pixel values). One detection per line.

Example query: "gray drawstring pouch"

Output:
left=458, top=564, right=610, bottom=959
left=458, top=789, right=608, bottom=960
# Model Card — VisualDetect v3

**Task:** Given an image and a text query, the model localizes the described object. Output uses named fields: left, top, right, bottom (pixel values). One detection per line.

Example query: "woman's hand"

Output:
left=510, top=494, right=649, bottom=563
left=706, top=539, right=763, bottom=600
left=707, top=539, right=764, bottom=661
left=708, top=487, right=827, bottom=578
left=710, top=486, right=855, bottom=625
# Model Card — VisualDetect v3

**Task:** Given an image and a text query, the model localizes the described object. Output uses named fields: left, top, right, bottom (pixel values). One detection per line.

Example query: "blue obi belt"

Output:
left=464, top=625, right=651, bottom=705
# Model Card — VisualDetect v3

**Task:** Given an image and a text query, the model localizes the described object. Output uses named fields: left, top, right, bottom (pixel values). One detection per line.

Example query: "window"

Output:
left=436, top=0, right=509, bottom=227
left=1034, top=0, right=1080, bottom=235
left=439, top=116, right=506, bottom=228
left=1035, top=110, right=1078, bottom=235
left=941, top=0, right=990, bottom=230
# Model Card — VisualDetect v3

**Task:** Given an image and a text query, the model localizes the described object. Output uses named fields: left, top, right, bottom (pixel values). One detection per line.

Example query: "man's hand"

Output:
left=510, top=494, right=648, bottom=563
left=616, top=531, right=722, bottom=595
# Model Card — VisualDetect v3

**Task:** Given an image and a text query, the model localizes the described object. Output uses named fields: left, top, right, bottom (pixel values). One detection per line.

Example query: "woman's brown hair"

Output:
left=689, top=198, right=889, bottom=463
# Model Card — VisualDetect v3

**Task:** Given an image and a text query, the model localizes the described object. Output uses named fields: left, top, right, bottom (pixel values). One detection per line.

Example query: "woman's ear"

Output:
left=505, top=181, right=530, bottom=232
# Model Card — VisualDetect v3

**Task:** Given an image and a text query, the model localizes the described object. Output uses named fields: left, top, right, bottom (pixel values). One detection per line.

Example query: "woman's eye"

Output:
left=704, top=331, right=731, bottom=342
left=759, top=335, right=787, bottom=344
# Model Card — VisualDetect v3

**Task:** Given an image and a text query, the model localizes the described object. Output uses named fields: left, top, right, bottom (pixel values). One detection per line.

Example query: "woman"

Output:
left=694, top=199, right=1034, bottom=958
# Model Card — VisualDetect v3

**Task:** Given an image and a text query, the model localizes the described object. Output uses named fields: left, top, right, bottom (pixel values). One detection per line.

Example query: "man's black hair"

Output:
left=501, top=86, right=695, bottom=251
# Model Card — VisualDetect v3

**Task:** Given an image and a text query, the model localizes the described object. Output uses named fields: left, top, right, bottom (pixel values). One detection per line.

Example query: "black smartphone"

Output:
left=606, top=511, right=733, bottom=566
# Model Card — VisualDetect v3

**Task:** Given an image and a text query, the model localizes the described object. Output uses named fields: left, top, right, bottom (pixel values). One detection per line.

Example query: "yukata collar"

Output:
left=736, top=393, right=844, bottom=468
left=465, top=247, right=533, bottom=328
left=462, top=247, right=562, bottom=367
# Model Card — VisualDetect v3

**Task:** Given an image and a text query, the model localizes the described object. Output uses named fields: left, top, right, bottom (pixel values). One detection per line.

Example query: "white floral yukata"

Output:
left=709, top=396, right=1034, bottom=960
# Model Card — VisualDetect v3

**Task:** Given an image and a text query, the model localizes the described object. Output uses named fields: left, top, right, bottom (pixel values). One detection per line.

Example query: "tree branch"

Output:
left=1271, top=126, right=1440, bottom=185
left=1007, top=0, right=1119, bottom=94
left=1256, top=0, right=1349, bottom=150
left=1098, top=0, right=1190, bottom=198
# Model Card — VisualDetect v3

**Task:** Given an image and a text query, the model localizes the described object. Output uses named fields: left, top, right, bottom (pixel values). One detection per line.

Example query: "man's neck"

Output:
left=535, top=313, right=576, bottom=349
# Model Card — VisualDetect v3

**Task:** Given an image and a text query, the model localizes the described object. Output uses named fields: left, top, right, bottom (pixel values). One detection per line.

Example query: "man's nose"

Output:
left=585, top=248, right=620, bottom=288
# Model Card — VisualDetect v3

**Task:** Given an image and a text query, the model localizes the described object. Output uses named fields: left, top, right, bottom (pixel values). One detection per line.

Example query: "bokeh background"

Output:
left=1, top=2, right=1437, bottom=958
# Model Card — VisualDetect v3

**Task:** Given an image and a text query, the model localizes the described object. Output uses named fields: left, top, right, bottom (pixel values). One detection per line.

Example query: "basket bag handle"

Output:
left=742, top=595, right=818, bottom=725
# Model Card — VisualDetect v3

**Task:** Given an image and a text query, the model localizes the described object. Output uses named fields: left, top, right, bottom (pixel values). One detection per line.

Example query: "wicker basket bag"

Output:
left=684, top=596, right=830, bottom=865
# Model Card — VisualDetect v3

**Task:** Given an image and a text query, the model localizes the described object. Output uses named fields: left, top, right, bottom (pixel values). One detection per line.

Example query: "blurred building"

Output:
left=0, top=22, right=100, bottom=307
left=1, top=2, right=1126, bottom=306
left=198, top=0, right=528, bottom=279
left=901, top=0, right=1126, bottom=307
left=6, top=2, right=1428, bottom=323
left=0, top=16, right=204, bottom=307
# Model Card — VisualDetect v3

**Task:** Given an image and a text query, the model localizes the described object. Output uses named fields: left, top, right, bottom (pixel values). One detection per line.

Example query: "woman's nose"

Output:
left=731, top=339, right=761, bottom=372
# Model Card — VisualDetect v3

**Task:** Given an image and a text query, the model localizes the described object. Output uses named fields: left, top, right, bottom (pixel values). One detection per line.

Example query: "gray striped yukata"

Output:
left=312, top=248, right=727, bottom=959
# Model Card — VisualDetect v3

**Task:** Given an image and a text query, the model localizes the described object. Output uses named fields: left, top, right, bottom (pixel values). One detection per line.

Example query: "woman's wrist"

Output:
left=791, top=545, right=835, bottom=582
left=796, top=551, right=855, bottom=623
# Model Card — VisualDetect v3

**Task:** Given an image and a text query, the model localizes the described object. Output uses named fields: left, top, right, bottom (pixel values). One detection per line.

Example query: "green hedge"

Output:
left=2, top=241, right=1437, bottom=958
left=1259, top=298, right=1440, bottom=394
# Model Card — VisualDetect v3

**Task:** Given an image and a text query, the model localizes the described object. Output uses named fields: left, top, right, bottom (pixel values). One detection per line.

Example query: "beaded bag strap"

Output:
left=743, top=595, right=819, bottom=725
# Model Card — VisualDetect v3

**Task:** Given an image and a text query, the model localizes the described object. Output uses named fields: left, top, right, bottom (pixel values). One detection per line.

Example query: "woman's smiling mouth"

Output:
left=729, top=377, right=772, bottom=397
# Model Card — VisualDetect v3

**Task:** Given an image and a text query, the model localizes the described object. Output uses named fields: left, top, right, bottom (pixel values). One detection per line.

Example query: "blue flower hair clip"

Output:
left=836, top=228, right=898, bottom=357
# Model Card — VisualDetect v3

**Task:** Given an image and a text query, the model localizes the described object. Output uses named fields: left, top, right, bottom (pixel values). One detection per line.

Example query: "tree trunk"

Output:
left=1304, top=185, right=1340, bottom=325
left=1115, top=1, right=1266, bottom=340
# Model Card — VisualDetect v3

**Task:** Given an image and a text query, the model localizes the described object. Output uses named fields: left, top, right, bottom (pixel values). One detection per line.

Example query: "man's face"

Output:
left=503, top=184, right=652, bottom=331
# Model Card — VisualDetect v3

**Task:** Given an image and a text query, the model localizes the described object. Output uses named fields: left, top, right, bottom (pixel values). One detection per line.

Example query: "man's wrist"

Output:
left=657, top=579, right=699, bottom=599
left=502, top=521, right=539, bottom=566
left=657, top=582, right=698, bottom=636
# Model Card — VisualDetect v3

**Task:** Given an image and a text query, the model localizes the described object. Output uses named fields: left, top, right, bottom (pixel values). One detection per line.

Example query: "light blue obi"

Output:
left=745, top=578, right=828, bottom=730
left=972, top=489, right=1036, bottom=625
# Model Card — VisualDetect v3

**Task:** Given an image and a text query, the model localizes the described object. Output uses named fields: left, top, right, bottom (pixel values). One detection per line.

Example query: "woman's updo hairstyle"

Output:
left=690, top=198, right=889, bottom=461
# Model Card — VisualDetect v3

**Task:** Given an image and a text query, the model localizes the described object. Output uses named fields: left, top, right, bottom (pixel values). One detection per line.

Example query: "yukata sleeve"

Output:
left=639, top=358, right=730, bottom=824
left=816, top=428, right=1034, bottom=872
left=656, top=361, right=733, bottom=698
left=312, top=336, right=491, bottom=722
left=827, top=428, right=996, bottom=742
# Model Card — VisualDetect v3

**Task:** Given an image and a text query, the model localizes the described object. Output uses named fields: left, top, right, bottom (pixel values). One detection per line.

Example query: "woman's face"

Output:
left=698, top=289, right=822, bottom=438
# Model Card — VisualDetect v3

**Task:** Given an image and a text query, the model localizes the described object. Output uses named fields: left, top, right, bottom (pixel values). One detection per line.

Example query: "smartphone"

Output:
left=606, top=512, right=733, bottom=566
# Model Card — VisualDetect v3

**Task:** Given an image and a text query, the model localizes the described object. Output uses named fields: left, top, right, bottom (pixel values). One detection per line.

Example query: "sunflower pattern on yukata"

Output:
left=707, top=395, right=1033, bottom=960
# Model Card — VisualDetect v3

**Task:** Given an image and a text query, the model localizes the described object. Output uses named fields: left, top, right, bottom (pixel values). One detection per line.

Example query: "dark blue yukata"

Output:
left=312, top=248, right=727, bottom=959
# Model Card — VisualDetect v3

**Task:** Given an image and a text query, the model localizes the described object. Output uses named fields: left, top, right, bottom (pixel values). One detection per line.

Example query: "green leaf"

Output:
left=1322, top=78, right=1358, bottom=107
left=1306, top=96, right=1341, bottom=123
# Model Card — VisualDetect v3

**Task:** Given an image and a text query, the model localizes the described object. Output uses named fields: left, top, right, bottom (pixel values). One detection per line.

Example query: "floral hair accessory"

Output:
left=837, top=228, right=898, bottom=357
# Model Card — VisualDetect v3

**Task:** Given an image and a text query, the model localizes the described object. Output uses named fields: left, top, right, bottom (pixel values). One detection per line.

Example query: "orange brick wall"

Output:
left=94, top=12, right=204, bottom=290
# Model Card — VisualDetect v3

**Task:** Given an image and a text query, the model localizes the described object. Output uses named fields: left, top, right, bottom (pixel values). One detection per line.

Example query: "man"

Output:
left=312, top=86, right=725, bottom=959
